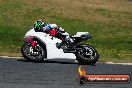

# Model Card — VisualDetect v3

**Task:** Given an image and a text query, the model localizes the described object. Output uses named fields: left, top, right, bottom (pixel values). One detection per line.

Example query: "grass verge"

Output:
left=0, top=0, right=131, bottom=62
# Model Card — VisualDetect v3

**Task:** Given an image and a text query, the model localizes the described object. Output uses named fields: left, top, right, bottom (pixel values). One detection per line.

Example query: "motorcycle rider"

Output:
left=33, top=20, right=75, bottom=50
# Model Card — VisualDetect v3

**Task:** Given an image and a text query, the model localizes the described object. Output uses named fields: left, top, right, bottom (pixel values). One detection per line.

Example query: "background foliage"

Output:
left=0, top=0, right=132, bottom=62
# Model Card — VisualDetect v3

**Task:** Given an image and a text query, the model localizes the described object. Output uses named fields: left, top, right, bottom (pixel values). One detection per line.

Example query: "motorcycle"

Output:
left=21, top=28, right=99, bottom=65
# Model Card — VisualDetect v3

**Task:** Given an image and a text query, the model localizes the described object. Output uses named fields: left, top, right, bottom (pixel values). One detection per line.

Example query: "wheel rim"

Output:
left=23, top=43, right=44, bottom=60
left=79, top=46, right=96, bottom=60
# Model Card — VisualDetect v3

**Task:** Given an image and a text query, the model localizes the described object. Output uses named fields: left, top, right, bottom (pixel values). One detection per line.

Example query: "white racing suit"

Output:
left=42, top=24, right=74, bottom=49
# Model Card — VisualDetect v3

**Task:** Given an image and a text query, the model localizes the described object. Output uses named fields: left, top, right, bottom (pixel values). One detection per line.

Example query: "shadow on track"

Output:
left=17, top=58, right=79, bottom=65
left=17, top=58, right=96, bottom=66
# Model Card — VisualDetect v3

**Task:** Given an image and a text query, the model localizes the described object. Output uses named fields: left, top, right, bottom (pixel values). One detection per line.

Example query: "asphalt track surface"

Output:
left=0, top=57, right=132, bottom=88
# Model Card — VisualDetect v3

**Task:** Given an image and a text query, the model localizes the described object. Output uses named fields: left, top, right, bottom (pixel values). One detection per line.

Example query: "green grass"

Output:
left=0, top=0, right=132, bottom=62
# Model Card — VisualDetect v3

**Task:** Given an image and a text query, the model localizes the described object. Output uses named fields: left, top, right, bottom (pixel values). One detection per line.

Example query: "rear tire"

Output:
left=21, top=42, right=47, bottom=62
left=76, top=45, right=99, bottom=65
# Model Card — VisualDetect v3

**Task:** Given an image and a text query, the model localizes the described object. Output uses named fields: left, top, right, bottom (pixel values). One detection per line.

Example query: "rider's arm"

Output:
left=49, top=24, right=58, bottom=29
left=42, top=24, right=57, bottom=32
left=43, top=24, right=66, bottom=36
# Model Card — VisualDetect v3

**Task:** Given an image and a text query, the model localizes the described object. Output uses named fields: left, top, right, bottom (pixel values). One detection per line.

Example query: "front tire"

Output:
left=76, top=45, right=99, bottom=65
left=21, top=42, right=47, bottom=62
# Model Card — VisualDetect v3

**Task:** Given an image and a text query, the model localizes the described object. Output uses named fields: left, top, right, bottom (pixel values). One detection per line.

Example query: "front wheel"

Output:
left=21, top=42, right=47, bottom=62
left=76, top=45, right=99, bottom=65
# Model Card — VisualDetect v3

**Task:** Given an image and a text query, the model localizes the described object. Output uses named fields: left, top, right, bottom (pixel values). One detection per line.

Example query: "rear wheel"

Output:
left=76, top=45, right=99, bottom=65
left=21, top=42, right=47, bottom=62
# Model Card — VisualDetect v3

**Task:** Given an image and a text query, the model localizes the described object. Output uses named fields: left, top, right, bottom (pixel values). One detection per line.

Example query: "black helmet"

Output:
left=34, top=20, right=45, bottom=31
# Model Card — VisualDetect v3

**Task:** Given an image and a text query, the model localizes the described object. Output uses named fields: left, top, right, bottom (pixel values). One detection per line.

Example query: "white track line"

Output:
left=105, top=62, right=132, bottom=65
left=0, top=56, right=22, bottom=59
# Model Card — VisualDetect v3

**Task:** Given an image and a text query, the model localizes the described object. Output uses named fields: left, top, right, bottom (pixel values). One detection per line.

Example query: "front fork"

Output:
left=31, top=41, right=37, bottom=48
left=30, top=41, right=40, bottom=55
left=24, top=36, right=39, bottom=54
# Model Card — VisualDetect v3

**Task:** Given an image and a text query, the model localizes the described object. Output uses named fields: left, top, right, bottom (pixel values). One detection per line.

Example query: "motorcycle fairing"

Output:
left=25, top=28, right=76, bottom=59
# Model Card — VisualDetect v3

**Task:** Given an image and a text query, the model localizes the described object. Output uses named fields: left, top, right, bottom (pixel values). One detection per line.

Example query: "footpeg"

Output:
left=63, top=50, right=76, bottom=53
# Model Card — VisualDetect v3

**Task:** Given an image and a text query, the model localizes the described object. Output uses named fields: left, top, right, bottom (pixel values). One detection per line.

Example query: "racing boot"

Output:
left=67, top=42, right=76, bottom=51
left=64, top=37, right=76, bottom=51
left=56, top=42, right=62, bottom=49
left=56, top=42, right=66, bottom=49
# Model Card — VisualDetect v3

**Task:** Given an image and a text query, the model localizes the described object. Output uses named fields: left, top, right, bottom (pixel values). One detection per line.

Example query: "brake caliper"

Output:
left=31, top=41, right=37, bottom=48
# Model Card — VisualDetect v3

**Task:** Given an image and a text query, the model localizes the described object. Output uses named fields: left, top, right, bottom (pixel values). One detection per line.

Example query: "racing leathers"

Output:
left=35, top=23, right=74, bottom=50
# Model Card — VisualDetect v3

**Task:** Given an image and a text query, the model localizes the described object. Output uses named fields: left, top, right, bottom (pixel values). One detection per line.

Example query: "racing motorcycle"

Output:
left=21, top=28, right=99, bottom=65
